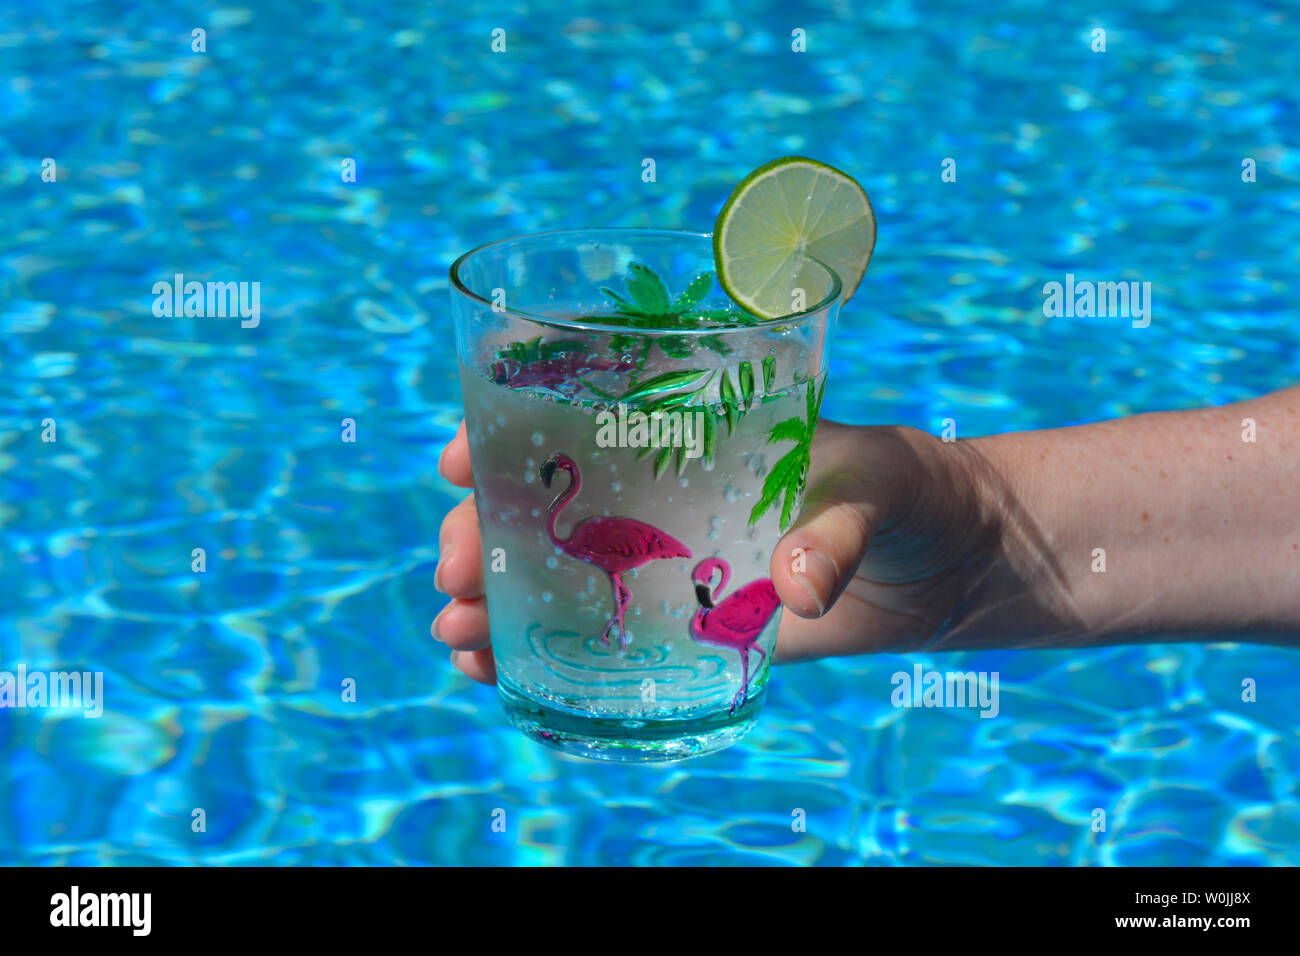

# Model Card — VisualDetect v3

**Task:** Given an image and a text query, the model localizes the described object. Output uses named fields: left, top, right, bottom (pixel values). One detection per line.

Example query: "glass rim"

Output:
left=447, top=226, right=843, bottom=336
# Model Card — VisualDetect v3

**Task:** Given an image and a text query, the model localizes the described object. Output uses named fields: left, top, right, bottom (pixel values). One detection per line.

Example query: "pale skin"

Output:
left=432, top=385, right=1300, bottom=683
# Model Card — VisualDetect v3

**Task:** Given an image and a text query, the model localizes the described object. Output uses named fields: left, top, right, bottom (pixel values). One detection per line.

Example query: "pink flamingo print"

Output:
left=540, top=452, right=692, bottom=649
left=689, top=558, right=782, bottom=713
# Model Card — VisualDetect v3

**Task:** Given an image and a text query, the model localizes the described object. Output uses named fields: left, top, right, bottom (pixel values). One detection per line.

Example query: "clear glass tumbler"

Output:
left=449, top=228, right=840, bottom=760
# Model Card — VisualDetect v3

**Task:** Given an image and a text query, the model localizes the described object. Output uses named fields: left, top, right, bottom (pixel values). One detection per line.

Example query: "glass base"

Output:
left=497, top=678, right=761, bottom=762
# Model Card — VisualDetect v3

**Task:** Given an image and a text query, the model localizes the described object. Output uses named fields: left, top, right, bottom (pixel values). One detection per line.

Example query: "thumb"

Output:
left=771, top=495, right=878, bottom=619
left=767, top=421, right=915, bottom=619
left=767, top=422, right=906, bottom=618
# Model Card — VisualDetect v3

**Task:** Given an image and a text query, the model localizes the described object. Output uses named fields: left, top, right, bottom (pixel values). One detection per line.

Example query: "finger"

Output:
left=774, top=586, right=874, bottom=662
left=431, top=597, right=490, bottom=651
left=435, top=493, right=484, bottom=599
left=450, top=647, right=497, bottom=685
left=769, top=422, right=889, bottom=619
left=437, top=420, right=473, bottom=488
left=771, top=501, right=876, bottom=619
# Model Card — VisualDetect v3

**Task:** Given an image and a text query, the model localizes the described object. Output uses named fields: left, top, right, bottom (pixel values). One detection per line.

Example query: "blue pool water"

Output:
left=2, top=0, right=1298, bottom=864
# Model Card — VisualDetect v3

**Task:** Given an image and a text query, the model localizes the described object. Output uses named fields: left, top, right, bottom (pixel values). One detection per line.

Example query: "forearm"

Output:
left=959, top=387, right=1300, bottom=647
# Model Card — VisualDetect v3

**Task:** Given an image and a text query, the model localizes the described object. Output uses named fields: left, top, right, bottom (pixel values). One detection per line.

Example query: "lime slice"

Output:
left=713, top=156, right=876, bottom=319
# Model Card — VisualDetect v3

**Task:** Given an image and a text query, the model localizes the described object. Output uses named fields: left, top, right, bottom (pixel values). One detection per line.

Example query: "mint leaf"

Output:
left=719, top=372, right=739, bottom=436
left=619, top=369, right=711, bottom=404
left=748, top=379, right=822, bottom=532
left=700, top=334, right=731, bottom=356
left=653, top=446, right=673, bottom=479
left=637, top=390, right=698, bottom=413
left=739, top=361, right=755, bottom=408
left=767, top=417, right=806, bottom=444
left=625, top=263, right=672, bottom=316
left=598, top=287, right=636, bottom=313
left=671, top=272, right=714, bottom=313
left=701, top=409, right=717, bottom=466
left=657, top=335, right=694, bottom=358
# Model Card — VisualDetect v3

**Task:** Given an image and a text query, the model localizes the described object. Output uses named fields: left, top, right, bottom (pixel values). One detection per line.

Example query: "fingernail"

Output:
left=436, top=446, right=449, bottom=480
left=794, top=575, right=826, bottom=616
left=432, top=606, right=447, bottom=642
left=449, top=650, right=460, bottom=668
left=434, top=544, right=454, bottom=593
left=793, top=548, right=838, bottom=616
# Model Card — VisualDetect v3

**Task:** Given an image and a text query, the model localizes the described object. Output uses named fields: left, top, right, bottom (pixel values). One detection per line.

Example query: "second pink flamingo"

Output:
left=541, top=452, right=692, bottom=648
left=689, top=558, right=782, bottom=713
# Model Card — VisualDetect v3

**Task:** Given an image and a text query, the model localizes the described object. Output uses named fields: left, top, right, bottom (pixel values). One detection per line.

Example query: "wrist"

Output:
left=878, top=426, right=1017, bottom=648
left=932, top=429, right=1094, bottom=649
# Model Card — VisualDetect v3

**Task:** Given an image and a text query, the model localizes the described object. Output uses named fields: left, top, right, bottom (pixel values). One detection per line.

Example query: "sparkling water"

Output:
left=460, top=362, right=822, bottom=723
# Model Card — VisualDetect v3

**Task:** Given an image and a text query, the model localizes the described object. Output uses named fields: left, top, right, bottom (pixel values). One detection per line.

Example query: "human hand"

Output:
left=430, top=417, right=1015, bottom=683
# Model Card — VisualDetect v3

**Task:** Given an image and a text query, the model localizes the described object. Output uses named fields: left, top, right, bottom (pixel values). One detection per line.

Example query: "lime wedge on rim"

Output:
left=712, top=156, right=876, bottom=319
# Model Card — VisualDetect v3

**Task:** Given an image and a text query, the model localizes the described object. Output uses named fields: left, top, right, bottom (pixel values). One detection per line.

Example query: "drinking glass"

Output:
left=448, top=228, right=840, bottom=760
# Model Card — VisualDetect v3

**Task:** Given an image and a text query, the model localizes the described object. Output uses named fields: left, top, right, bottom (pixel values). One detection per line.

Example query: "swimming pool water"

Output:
left=1, top=0, right=1298, bottom=864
